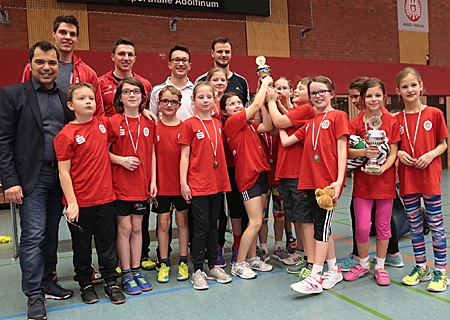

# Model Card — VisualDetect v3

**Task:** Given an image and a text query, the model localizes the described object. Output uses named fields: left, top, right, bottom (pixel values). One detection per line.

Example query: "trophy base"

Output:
left=365, top=165, right=381, bottom=173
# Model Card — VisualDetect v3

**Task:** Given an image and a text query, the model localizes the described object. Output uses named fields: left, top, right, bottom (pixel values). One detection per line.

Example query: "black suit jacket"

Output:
left=0, top=79, right=74, bottom=197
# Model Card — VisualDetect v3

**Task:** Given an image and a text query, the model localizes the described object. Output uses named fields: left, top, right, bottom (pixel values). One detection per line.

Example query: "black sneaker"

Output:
left=27, top=296, right=47, bottom=320
left=45, top=283, right=74, bottom=300
left=80, top=284, right=99, bottom=304
left=104, top=284, right=126, bottom=304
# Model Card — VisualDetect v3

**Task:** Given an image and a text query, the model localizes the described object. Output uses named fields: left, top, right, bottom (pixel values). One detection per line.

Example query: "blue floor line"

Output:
left=0, top=269, right=287, bottom=319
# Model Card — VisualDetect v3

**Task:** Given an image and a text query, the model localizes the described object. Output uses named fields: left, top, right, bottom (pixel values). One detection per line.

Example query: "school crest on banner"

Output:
left=397, top=0, right=428, bottom=32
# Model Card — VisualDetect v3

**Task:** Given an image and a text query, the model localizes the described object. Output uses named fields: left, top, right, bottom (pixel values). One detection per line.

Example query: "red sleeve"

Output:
left=286, top=104, right=315, bottom=128
left=293, top=124, right=306, bottom=142
left=54, top=131, right=74, bottom=161
left=390, top=116, right=401, bottom=144
left=435, top=110, right=449, bottom=141
left=349, top=117, right=358, bottom=135
left=178, top=120, right=194, bottom=146
left=334, top=112, right=350, bottom=140
left=224, top=112, right=248, bottom=140
left=22, top=63, right=31, bottom=83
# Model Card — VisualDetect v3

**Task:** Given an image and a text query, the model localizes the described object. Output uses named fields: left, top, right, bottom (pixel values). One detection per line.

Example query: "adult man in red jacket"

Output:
left=98, top=37, right=152, bottom=117
left=21, top=14, right=104, bottom=115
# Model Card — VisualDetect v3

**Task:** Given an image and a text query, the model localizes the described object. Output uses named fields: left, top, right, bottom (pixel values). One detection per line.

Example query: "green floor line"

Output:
left=327, top=290, right=393, bottom=320
left=389, top=278, right=450, bottom=304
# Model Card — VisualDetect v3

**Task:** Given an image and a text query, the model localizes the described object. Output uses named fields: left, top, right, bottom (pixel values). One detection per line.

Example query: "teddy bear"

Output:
left=315, top=188, right=338, bottom=211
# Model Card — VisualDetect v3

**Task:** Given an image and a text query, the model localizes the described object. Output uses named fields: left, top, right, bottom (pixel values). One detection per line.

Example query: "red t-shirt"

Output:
left=109, top=114, right=156, bottom=201
left=260, top=133, right=279, bottom=185
left=276, top=105, right=315, bottom=180
left=224, top=111, right=271, bottom=192
left=178, top=117, right=231, bottom=195
left=155, top=121, right=185, bottom=196
left=54, top=116, right=116, bottom=207
left=349, top=113, right=400, bottom=199
left=395, top=106, right=448, bottom=196
left=286, top=104, right=317, bottom=128
left=295, top=110, right=350, bottom=191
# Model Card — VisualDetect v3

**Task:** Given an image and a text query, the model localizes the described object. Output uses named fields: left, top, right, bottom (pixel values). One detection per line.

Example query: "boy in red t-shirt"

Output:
left=153, top=86, right=190, bottom=283
left=54, top=83, right=125, bottom=305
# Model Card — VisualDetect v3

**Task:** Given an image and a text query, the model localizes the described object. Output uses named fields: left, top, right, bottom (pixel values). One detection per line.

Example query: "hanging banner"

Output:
left=397, top=0, right=428, bottom=32
left=56, top=0, right=271, bottom=16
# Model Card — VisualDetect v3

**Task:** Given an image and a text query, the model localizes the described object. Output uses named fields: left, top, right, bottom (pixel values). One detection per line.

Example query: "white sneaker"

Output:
left=231, top=262, right=257, bottom=279
left=247, top=257, right=273, bottom=272
left=191, top=270, right=209, bottom=290
left=322, top=266, right=343, bottom=290
left=281, top=251, right=303, bottom=266
left=290, top=275, right=323, bottom=294
left=206, top=266, right=232, bottom=284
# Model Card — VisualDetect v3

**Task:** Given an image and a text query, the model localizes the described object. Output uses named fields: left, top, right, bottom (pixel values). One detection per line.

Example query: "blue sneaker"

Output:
left=133, top=272, right=153, bottom=292
left=231, top=247, right=239, bottom=265
left=217, top=245, right=226, bottom=267
left=372, top=254, right=404, bottom=268
left=122, top=274, right=142, bottom=295
left=337, top=254, right=359, bottom=272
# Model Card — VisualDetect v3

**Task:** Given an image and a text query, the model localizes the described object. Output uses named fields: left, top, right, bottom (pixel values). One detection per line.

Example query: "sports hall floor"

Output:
left=1, top=172, right=450, bottom=320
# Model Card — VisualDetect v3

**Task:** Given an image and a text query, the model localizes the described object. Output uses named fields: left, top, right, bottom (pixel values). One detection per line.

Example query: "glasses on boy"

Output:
left=159, top=99, right=180, bottom=106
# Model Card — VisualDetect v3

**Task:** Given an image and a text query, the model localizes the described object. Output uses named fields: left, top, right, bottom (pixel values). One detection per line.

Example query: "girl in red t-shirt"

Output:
left=395, top=68, right=449, bottom=292
left=278, top=76, right=349, bottom=295
left=179, top=82, right=232, bottom=290
left=268, top=77, right=317, bottom=274
left=222, top=76, right=275, bottom=279
left=109, top=77, right=156, bottom=295
left=206, top=67, right=227, bottom=121
left=343, top=78, right=400, bottom=286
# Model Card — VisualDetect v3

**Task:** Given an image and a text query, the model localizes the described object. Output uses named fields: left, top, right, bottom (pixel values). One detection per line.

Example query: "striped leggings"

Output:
left=402, top=194, right=447, bottom=268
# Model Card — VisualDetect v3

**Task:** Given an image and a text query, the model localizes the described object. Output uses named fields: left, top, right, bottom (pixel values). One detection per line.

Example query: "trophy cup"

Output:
left=365, top=116, right=386, bottom=173
left=255, top=56, right=271, bottom=78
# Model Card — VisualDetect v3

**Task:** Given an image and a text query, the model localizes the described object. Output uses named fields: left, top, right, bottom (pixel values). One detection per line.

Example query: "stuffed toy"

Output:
left=315, top=188, right=338, bottom=211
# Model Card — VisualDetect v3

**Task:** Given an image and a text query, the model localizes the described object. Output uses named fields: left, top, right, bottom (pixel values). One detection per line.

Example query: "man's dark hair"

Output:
left=53, top=15, right=79, bottom=36
left=112, top=37, right=135, bottom=54
left=29, top=41, right=60, bottom=62
left=169, top=44, right=190, bottom=61
left=211, top=37, right=232, bottom=51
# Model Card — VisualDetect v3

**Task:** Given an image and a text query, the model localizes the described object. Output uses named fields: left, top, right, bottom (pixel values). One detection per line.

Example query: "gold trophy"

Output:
left=365, top=116, right=386, bottom=173
left=255, top=56, right=271, bottom=78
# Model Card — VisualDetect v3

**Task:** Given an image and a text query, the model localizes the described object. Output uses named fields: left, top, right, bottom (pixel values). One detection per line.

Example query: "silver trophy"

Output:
left=255, top=56, right=271, bottom=78
left=365, top=116, right=386, bottom=173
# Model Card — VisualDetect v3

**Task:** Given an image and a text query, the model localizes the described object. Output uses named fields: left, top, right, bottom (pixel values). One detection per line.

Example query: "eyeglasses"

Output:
left=171, top=58, right=189, bottom=64
left=63, top=208, right=83, bottom=232
left=121, top=89, right=142, bottom=95
left=310, top=89, right=331, bottom=98
left=159, top=99, right=180, bottom=106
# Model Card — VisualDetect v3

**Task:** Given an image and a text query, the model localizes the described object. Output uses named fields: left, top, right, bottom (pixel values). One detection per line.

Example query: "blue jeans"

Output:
left=19, top=166, right=63, bottom=298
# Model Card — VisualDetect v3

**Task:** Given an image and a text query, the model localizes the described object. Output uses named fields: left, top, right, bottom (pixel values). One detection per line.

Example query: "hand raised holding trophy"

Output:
left=255, top=55, right=271, bottom=79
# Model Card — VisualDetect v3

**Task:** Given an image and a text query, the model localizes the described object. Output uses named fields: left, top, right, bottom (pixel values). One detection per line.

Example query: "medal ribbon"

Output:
left=125, top=115, right=140, bottom=155
left=403, top=105, right=423, bottom=158
left=197, top=116, right=218, bottom=159
left=312, top=111, right=330, bottom=153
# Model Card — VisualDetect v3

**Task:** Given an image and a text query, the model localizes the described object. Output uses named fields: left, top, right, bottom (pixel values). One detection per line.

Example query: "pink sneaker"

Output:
left=343, top=264, right=370, bottom=281
left=374, top=268, right=390, bottom=286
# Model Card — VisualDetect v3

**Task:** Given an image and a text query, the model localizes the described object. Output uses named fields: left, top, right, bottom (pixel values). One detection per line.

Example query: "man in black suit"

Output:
left=0, top=41, right=74, bottom=320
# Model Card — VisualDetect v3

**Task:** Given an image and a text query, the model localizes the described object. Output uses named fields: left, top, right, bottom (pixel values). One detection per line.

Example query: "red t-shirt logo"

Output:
left=404, top=0, right=422, bottom=22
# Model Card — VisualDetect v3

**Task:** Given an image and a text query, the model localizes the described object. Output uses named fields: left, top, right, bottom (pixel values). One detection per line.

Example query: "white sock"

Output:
left=418, top=263, right=427, bottom=270
left=360, top=256, right=369, bottom=268
left=275, top=241, right=282, bottom=249
left=375, top=257, right=385, bottom=270
left=326, top=258, right=337, bottom=270
left=260, top=243, right=268, bottom=252
left=311, top=264, right=324, bottom=280
left=436, top=268, right=447, bottom=274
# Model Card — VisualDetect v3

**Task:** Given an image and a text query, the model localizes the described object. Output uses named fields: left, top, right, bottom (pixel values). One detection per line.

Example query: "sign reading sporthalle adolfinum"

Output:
left=397, top=0, right=428, bottom=32
left=56, top=0, right=270, bottom=16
